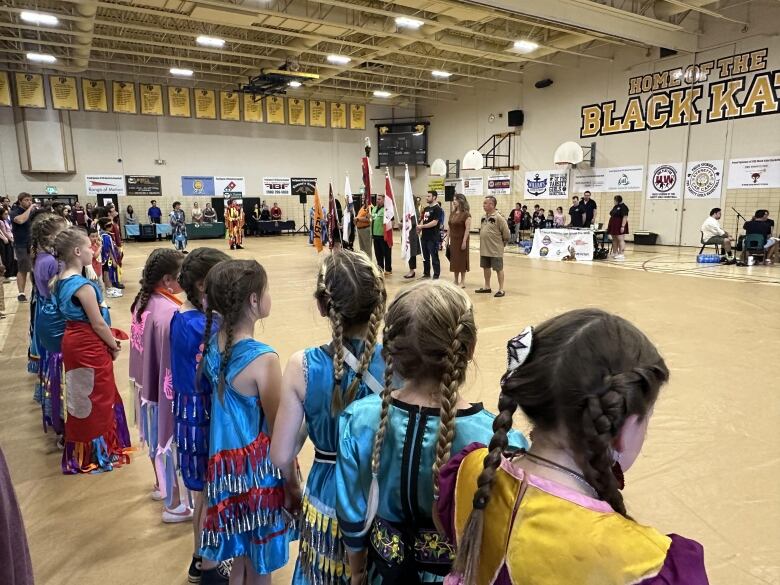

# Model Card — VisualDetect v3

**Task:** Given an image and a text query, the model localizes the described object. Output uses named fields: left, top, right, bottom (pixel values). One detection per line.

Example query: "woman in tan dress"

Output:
left=447, top=193, right=471, bottom=288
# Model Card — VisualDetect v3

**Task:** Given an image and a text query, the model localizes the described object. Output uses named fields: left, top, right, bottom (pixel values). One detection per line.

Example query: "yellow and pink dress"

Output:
left=438, top=444, right=708, bottom=585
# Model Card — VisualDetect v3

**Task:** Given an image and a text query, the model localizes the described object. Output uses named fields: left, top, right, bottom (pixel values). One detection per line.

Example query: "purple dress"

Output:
left=34, top=253, right=65, bottom=433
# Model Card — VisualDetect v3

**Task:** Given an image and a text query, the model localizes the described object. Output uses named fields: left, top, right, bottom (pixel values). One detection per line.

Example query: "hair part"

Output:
left=31, top=212, right=68, bottom=261
left=178, top=247, right=231, bottom=312
left=131, top=248, right=184, bottom=319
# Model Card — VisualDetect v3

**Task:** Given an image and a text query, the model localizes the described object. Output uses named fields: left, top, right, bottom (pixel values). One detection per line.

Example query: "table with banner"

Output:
left=527, top=228, right=596, bottom=261
left=253, top=220, right=296, bottom=235
left=125, top=222, right=225, bottom=240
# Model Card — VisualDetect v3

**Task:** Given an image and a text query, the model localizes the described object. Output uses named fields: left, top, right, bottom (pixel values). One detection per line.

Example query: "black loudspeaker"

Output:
left=534, top=79, right=553, bottom=89
left=299, top=193, right=307, bottom=204
left=444, top=185, right=455, bottom=201
left=508, top=109, right=524, bottom=127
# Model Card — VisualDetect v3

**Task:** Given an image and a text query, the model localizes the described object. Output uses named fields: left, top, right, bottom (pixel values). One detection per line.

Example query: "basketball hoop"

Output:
left=553, top=141, right=584, bottom=166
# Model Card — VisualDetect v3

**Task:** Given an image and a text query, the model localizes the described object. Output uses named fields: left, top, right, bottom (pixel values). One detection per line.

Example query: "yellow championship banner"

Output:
left=309, top=99, right=326, bottom=127
left=243, top=94, right=263, bottom=122
left=168, top=86, right=192, bottom=117
left=112, top=81, right=137, bottom=114
left=266, top=96, right=285, bottom=124
left=0, top=72, right=10, bottom=107
left=288, top=98, right=306, bottom=126
left=50, top=76, right=78, bottom=110
left=15, top=73, right=45, bottom=108
left=82, top=79, right=108, bottom=112
left=330, top=102, right=346, bottom=128
left=220, top=91, right=240, bottom=121
left=194, top=89, right=216, bottom=119
left=140, top=84, right=164, bottom=116
left=349, top=104, right=366, bottom=130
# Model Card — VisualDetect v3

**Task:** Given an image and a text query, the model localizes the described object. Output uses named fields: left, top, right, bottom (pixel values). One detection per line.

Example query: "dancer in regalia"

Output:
left=225, top=199, right=245, bottom=250
left=51, top=227, right=131, bottom=474
left=199, top=259, right=296, bottom=584
left=271, top=250, right=387, bottom=585
left=335, top=281, right=527, bottom=584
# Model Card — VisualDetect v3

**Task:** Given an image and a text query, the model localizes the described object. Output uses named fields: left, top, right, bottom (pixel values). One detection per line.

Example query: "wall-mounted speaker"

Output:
left=444, top=185, right=455, bottom=201
left=508, top=109, right=524, bottom=127
left=534, top=79, right=554, bottom=89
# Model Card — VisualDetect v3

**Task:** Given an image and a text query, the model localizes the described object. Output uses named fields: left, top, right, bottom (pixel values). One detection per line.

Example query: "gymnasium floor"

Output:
left=1, top=234, right=778, bottom=585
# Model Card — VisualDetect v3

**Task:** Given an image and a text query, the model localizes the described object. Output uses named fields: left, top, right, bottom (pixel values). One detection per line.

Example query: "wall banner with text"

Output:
left=50, top=76, right=79, bottom=110
left=181, top=176, right=215, bottom=196
left=604, top=166, right=644, bottom=192
left=15, top=73, right=45, bottom=108
left=685, top=160, right=723, bottom=199
left=125, top=175, right=162, bottom=196
left=215, top=176, right=246, bottom=198
left=647, top=163, right=683, bottom=199
left=85, top=175, right=126, bottom=197
left=291, top=178, right=317, bottom=197
left=525, top=170, right=569, bottom=199
left=112, top=81, right=137, bottom=114
left=727, top=156, right=780, bottom=189
left=263, top=177, right=292, bottom=196
left=309, top=100, right=326, bottom=127
left=82, top=79, right=108, bottom=112
left=0, top=72, right=10, bottom=107
left=487, top=175, right=511, bottom=196
left=140, top=84, right=164, bottom=116
left=463, top=177, right=484, bottom=196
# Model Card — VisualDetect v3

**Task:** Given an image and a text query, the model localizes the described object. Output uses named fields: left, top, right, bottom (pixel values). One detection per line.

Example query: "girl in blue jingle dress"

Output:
left=170, top=247, right=230, bottom=584
left=199, top=259, right=296, bottom=584
left=271, top=250, right=387, bottom=585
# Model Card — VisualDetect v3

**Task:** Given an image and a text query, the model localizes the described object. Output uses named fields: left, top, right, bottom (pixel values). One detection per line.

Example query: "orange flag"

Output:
left=313, top=186, right=324, bottom=252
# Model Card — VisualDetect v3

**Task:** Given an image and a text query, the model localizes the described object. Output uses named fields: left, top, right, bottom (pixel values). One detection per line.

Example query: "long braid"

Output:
left=343, top=302, right=384, bottom=406
left=131, top=248, right=183, bottom=320
left=328, top=304, right=347, bottom=414
left=369, top=332, right=395, bottom=480
left=196, top=306, right=215, bottom=393
left=219, top=322, right=235, bottom=404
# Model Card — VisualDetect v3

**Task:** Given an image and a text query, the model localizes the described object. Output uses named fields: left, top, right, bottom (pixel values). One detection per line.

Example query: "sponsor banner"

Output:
left=685, top=160, right=723, bottom=199
left=727, top=157, right=780, bottom=189
left=524, top=170, right=569, bottom=199
left=50, top=76, right=79, bottom=110
left=85, top=175, right=126, bottom=197
left=487, top=175, right=511, bottom=196
left=428, top=177, right=445, bottom=195
left=125, top=175, right=162, bottom=196
left=215, top=176, right=246, bottom=198
left=604, top=166, right=643, bottom=192
left=181, top=176, right=215, bottom=196
left=572, top=168, right=605, bottom=192
left=462, top=177, right=484, bottom=196
left=647, top=163, right=683, bottom=199
left=263, top=177, right=292, bottom=196
left=15, top=73, right=45, bottom=108
left=528, top=228, right=595, bottom=261
left=291, top=178, right=317, bottom=197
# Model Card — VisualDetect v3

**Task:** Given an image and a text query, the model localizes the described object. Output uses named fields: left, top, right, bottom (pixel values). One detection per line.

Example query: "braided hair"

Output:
left=131, top=248, right=184, bottom=320
left=197, top=259, right=268, bottom=403
left=314, top=250, right=387, bottom=414
left=178, top=247, right=230, bottom=312
left=31, top=212, right=68, bottom=262
left=364, top=280, right=476, bottom=532
left=49, top=226, right=89, bottom=293
left=451, top=309, right=669, bottom=584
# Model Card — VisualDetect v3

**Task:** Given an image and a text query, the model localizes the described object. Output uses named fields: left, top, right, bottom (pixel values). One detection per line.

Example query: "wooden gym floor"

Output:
left=1, top=234, right=778, bottom=585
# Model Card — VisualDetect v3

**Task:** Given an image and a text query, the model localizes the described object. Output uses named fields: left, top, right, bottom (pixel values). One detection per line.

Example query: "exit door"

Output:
left=643, top=199, right=681, bottom=245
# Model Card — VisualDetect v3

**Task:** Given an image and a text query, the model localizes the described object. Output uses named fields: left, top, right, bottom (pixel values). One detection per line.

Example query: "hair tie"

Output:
left=505, top=326, right=533, bottom=374
left=355, top=372, right=363, bottom=380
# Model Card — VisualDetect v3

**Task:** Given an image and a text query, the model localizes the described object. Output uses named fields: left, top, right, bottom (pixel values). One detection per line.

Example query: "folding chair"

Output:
left=742, top=234, right=766, bottom=263
left=699, top=231, right=721, bottom=255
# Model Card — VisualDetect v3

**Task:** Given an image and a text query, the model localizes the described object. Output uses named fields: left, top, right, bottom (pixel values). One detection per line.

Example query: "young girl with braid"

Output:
left=271, top=250, right=388, bottom=585
left=440, top=309, right=708, bottom=585
left=199, top=259, right=295, bottom=584
left=335, top=280, right=527, bottom=585
left=170, top=247, right=232, bottom=584
left=51, top=227, right=131, bottom=474
left=128, top=248, right=191, bottom=522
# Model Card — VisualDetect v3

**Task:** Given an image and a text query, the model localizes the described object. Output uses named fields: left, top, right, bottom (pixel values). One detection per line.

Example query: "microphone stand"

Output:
left=732, top=207, right=748, bottom=258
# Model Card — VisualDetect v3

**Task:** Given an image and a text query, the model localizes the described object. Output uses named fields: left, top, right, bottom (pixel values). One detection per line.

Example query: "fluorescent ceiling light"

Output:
left=431, top=70, right=451, bottom=78
left=513, top=40, right=539, bottom=54
left=26, top=52, right=57, bottom=64
left=196, top=35, right=225, bottom=48
left=327, top=54, right=351, bottom=65
left=373, top=90, right=392, bottom=98
left=395, top=16, right=424, bottom=29
left=170, top=67, right=193, bottom=77
left=20, top=11, right=59, bottom=26
left=289, top=80, right=302, bottom=88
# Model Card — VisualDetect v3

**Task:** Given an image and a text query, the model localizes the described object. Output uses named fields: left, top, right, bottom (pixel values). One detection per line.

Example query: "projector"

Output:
left=238, top=68, right=320, bottom=99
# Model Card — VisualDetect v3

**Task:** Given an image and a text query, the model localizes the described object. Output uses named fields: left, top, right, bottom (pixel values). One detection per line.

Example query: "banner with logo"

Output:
left=727, top=157, right=780, bottom=189
left=82, top=79, right=108, bottom=112
left=291, top=178, right=317, bottom=197
left=263, top=177, right=292, bottom=196
left=462, top=177, right=484, bottom=196
left=220, top=91, right=240, bottom=121
left=528, top=228, right=595, bottom=261
left=85, top=175, right=126, bottom=197
left=194, top=89, right=217, bottom=120
left=267, top=96, right=285, bottom=124
left=309, top=100, right=326, bottom=127
left=168, top=87, right=191, bottom=117
left=112, top=81, right=137, bottom=114
left=685, top=160, right=723, bottom=199
left=181, top=176, right=215, bottom=196
left=524, top=170, right=569, bottom=199
left=572, top=168, right=605, bottom=193
left=140, top=84, right=164, bottom=116
left=50, top=76, right=79, bottom=110
left=604, top=166, right=643, bottom=192
left=215, top=176, right=245, bottom=198
left=243, top=94, right=263, bottom=122
left=15, top=73, right=45, bottom=108
left=647, top=163, right=683, bottom=199
left=428, top=177, right=445, bottom=195
left=125, top=175, right=162, bottom=196
left=487, top=175, right=511, bottom=196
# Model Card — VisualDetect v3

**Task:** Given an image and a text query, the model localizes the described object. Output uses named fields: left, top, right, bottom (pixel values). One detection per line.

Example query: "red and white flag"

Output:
left=401, top=165, right=418, bottom=263
left=383, top=172, right=395, bottom=247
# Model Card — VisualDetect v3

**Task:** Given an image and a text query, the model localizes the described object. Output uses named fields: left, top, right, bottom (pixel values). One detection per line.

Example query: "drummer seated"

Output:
left=743, top=210, right=778, bottom=265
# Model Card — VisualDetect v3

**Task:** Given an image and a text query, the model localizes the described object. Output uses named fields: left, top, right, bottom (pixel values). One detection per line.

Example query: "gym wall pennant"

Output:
left=581, top=48, right=779, bottom=137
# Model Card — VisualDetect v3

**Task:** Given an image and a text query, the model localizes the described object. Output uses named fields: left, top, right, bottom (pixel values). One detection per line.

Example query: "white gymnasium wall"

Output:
left=423, top=2, right=780, bottom=245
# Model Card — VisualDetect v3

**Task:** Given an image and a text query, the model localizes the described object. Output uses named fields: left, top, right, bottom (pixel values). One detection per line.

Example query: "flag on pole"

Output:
left=401, top=164, right=418, bottom=263
left=312, top=187, right=323, bottom=253
left=327, top=182, right=337, bottom=249
left=383, top=171, right=395, bottom=247
left=342, top=175, right=353, bottom=244
left=361, top=155, right=372, bottom=201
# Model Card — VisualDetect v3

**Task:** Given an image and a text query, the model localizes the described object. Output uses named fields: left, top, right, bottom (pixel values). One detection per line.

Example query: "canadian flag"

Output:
left=383, top=172, right=395, bottom=247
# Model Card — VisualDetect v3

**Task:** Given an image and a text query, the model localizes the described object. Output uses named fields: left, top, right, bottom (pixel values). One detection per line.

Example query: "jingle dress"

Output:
left=336, top=396, right=527, bottom=584
left=200, top=338, right=293, bottom=574
left=55, top=275, right=131, bottom=474
left=294, top=340, right=385, bottom=585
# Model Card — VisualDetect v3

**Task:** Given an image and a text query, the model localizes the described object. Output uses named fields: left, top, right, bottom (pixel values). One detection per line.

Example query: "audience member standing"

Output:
left=0, top=207, right=17, bottom=280
left=191, top=202, right=203, bottom=226
left=371, top=194, right=391, bottom=274
left=148, top=200, right=163, bottom=241
left=202, top=203, right=217, bottom=224
left=10, top=193, right=37, bottom=302
left=510, top=203, right=522, bottom=244
left=417, top=190, right=444, bottom=279
left=568, top=195, right=583, bottom=227
left=355, top=196, right=372, bottom=260
left=554, top=206, right=565, bottom=227
left=608, top=195, right=630, bottom=261
left=476, top=196, right=509, bottom=298
left=701, top=208, right=735, bottom=264
left=448, top=194, right=471, bottom=288
left=271, top=202, right=282, bottom=220
left=580, top=191, right=597, bottom=228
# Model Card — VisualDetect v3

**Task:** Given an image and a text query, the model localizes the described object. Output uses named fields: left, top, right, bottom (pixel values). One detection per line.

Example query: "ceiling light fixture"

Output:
left=327, top=54, right=351, bottom=65
left=513, top=40, right=539, bottom=54
left=196, top=35, right=225, bottom=48
left=26, top=52, right=57, bottom=64
left=431, top=70, right=451, bottom=79
left=170, top=67, right=194, bottom=77
left=289, top=80, right=302, bottom=88
left=395, top=16, right=424, bottom=29
left=20, top=11, right=59, bottom=26
left=373, top=90, right=392, bottom=98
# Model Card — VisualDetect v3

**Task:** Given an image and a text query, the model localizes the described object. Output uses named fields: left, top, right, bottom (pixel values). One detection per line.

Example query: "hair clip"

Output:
left=506, top=326, right=533, bottom=374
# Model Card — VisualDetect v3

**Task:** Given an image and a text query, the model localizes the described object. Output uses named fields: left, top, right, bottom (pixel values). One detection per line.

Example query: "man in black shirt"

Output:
left=9, top=193, right=37, bottom=302
left=416, top=190, right=444, bottom=278
left=743, top=209, right=778, bottom=263
left=568, top=195, right=583, bottom=227
left=580, top=191, right=598, bottom=228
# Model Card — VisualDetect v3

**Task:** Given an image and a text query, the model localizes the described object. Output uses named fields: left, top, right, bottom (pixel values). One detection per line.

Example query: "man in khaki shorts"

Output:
left=476, top=195, right=510, bottom=297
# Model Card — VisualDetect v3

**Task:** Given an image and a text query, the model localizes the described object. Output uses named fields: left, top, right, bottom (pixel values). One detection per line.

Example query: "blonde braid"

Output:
left=343, top=302, right=384, bottom=406
left=329, top=305, right=347, bottom=414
